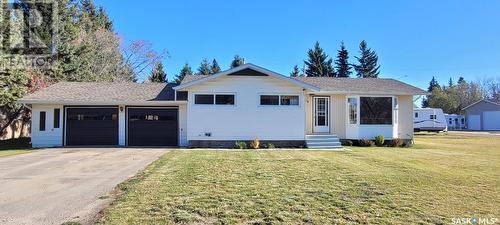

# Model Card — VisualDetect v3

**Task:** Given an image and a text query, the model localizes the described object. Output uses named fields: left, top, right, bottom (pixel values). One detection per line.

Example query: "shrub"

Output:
left=359, top=139, right=375, bottom=147
left=374, top=135, right=385, bottom=147
left=235, top=141, right=247, bottom=149
left=342, top=140, right=353, bottom=146
left=250, top=138, right=260, bottom=149
left=389, top=138, right=404, bottom=147
left=265, top=143, right=275, bottom=149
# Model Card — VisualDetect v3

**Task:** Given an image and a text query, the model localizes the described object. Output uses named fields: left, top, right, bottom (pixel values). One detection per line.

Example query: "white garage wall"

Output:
left=179, top=104, right=188, bottom=146
left=185, top=75, right=306, bottom=141
left=468, top=115, right=481, bottom=130
left=31, top=105, right=64, bottom=148
left=483, top=111, right=500, bottom=130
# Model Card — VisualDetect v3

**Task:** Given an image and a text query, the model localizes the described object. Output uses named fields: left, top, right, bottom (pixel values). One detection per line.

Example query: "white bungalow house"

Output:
left=18, top=64, right=426, bottom=149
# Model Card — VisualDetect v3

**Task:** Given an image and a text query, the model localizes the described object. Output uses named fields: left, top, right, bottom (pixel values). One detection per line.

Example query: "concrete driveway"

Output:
left=0, top=148, right=167, bottom=225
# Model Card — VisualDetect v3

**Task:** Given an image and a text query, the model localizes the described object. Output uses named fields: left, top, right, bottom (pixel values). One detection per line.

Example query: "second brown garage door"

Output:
left=127, top=108, right=178, bottom=146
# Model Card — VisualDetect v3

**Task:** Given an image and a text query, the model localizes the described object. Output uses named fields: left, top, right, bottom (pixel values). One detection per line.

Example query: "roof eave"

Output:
left=17, top=99, right=187, bottom=106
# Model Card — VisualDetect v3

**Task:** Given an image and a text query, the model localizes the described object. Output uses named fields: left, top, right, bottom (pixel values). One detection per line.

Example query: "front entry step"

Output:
left=305, top=134, right=343, bottom=149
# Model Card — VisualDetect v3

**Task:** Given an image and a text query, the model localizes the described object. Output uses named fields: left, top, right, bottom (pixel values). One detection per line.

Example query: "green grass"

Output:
left=0, top=149, right=31, bottom=157
left=100, top=133, right=500, bottom=224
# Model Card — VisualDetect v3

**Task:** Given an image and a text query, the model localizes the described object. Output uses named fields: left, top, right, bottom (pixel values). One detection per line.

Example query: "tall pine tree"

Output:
left=304, top=41, right=335, bottom=77
left=210, top=59, right=221, bottom=74
left=353, top=40, right=380, bottom=78
left=422, top=76, right=441, bottom=107
left=230, top=55, right=245, bottom=68
left=148, top=62, right=167, bottom=83
left=290, top=65, right=301, bottom=77
left=334, top=42, right=352, bottom=77
left=174, top=63, right=193, bottom=84
left=197, top=59, right=211, bottom=75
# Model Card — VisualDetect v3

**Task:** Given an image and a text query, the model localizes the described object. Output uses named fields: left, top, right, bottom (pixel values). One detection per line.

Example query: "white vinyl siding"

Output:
left=185, top=75, right=305, bottom=140
left=31, top=105, right=64, bottom=148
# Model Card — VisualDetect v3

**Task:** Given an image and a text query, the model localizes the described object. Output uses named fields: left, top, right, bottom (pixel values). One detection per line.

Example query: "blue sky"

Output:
left=95, top=0, right=500, bottom=89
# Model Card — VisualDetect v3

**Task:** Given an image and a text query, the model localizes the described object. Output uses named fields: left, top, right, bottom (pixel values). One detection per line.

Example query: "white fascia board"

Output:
left=173, top=63, right=320, bottom=92
left=311, top=91, right=427, bottom=96
left=17, top=99, right=187, bottom=106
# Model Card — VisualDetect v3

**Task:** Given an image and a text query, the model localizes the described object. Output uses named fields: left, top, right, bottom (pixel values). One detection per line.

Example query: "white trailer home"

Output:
left=413, top=108, right=447, bottom=132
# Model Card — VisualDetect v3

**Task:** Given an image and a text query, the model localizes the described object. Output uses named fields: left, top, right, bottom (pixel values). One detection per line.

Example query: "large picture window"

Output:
left=360, top=97, right=392, bottom=125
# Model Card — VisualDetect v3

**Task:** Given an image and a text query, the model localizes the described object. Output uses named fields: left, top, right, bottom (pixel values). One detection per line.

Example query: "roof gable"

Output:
left=174, top=63, right=320, bottom=91
left=227, top=68, right=269, bottom=76
left=463, top=99, right=500, bottom=111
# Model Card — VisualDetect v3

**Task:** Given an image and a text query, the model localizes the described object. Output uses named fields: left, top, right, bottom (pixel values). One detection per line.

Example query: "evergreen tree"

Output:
left=422, top=76, right=441, bottom=107
left=428, top=76, right=440, bottom=92
left=448, top=78, right=453, bottom=87
left=304, top=41, right=335, bottom=77
left=334, top=42, right=352, bottom=77
left=210, top=59, right=221, bottom=74
left=197, top=59, right=211, bottom=75
left=230, top=55, right=245, bottom=68
left=353, top=40, right=380, bottom=78
left=458, top=77, right=465, bottom=84
left=290, top=65, right=301, bottom=77
left=148, top=62, right=167, bottom=83
left=174, top=63, right=193, bottom=84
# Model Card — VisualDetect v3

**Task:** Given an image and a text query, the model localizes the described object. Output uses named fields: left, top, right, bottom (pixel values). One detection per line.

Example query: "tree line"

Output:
left=1, top=0, right=164, bottom=136
left=149, top=40, right=381, bottom=85
left=148, top=55, right=245, bottom=84
left=292, top=40, right=380, bottom=78
left=422, top=76, right=499, bottom=114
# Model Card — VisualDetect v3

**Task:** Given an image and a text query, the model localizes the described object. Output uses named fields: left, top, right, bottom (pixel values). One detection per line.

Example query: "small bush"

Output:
left=250, top=138, right=260, bottom=149
left=374, top=135, right=385, bottom=147
left=235, top=141, right=247, bottom=149
left=265, top=143, right=275, bottom=149
left=389, top=138, right=404, bottom=147
left=359, top=139, right=375, bottom=147
left=342, top=140, right=353, bottom=146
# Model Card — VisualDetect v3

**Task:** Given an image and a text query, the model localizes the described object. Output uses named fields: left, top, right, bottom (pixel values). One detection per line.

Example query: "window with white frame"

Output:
left=360, top=97, right=393, bottom=125
left=260, top=95, right=299, bottom=106
left=348, top=97, right=357, bottom=124
left=394, top=97, right=398, bottom=124
left=194, top=94, right=235, bottom=105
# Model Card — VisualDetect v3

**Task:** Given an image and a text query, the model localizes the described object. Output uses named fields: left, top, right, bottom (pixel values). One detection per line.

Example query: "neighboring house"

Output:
left=18, top=64, right=426, bottom=148
left=444, top=114, right=466, bottom=130
left=463, top=99, right=500, bottom=131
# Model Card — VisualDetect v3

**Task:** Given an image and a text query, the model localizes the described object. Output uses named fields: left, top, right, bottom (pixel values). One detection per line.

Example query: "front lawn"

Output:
left=100, top=133, right=500, bottom=224
left=0, top=149, right=31, bottom=157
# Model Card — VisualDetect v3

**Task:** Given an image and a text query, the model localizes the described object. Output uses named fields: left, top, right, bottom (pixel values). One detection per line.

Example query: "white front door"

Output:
left=313, top=97, right=330, bottom=133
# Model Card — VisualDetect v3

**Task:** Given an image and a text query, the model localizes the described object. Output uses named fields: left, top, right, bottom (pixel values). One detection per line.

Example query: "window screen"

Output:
left=215, top=95, right=235, bottom=105
left=194, top=94, right=214, bottom=104
left=260, top=95, right=279, bottom=105
left=280, top=95, right=299, bottom=105
left=360, top=97, right=392, bottom=125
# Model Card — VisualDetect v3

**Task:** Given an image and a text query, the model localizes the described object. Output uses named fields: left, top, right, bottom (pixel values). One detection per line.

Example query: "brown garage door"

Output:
left=66, top=108, right=119, bottom=146
left=127, top=108, right=178, bottom=146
